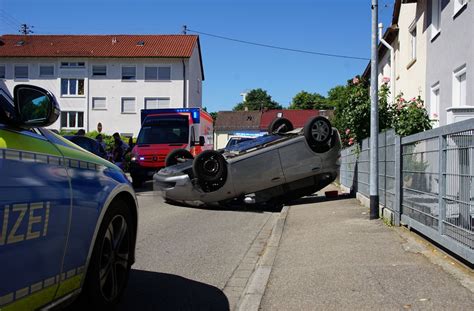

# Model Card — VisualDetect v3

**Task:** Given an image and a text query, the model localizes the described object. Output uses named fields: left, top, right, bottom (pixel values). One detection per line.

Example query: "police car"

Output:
left=0, top=85, right=138, bottom=309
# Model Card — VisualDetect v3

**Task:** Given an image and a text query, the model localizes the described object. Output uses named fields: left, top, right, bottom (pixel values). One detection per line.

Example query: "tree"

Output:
left=203, top=107, right=217, bottom=124
left=288, top=91, right=331, bottom=110
left=233, top=88, right=282, bottom=111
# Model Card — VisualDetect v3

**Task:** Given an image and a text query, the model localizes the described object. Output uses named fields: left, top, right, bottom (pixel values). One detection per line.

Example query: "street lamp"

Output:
left=370, top=0, right=380, bottom=219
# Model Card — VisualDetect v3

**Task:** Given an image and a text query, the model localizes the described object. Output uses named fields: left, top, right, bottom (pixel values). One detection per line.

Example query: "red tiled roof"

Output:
left=0, top=34, right=199, bottom=58
left=215, top=111, right=262, bottom=131
left=260, top=110, right=321, bottom=131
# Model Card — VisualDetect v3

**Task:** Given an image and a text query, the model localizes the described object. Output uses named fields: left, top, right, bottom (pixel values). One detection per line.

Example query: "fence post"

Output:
left=438, top=134, right=446, bottom=235
left=394, top=134, right=401, bottom=226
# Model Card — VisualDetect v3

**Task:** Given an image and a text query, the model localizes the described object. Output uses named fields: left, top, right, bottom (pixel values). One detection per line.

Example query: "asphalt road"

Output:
left=118, top=182, right=279, bottom=310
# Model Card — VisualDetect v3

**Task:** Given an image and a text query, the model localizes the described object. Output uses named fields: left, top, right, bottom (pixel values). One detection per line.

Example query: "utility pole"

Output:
left=370, top=0, right=379, bottom=220
left=182, top=25, right=187, bottom=35
left=19, top=24, right=34, bottom=35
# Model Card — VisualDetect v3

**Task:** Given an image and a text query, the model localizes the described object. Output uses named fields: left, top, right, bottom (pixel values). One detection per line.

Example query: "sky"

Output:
left=0, top=0, right=393, bottom=112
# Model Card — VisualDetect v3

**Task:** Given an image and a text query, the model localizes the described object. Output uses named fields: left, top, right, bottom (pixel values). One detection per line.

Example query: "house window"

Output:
left=454, top=0, right=467, bottom=16
left=431, top=0, right=441, bottom=39
left=430, top=82, right=440, bottom=127
left=145, top=67, right=158, bottom=81
left=14, top=65, right=29, bottom=79
left=92, top=97, right=107, bottom=110
left=61, top=78, right=85, bottom=96
left=122, top=66, right=136, bottom=80
left=144, top=97, right=170, bottom=109
left=144, top=66, right=171, bottom=81
left=61, top=62, right=85, bottom=68
left=197, top=79, right=201, bottom=94
left=409, top=24, right=417, bottom=61
left=453, top=65, right=467, bottom=107
left=121, top=98, right=136, bottom=113
left=158, top=67, right=171, bottom=80
left=60, top=111, right=84, bottom=129
left=0, top=65, right=5, bottom=79
left=92, top=65, right=107, bottom=77
left=39, top=65, right=54, bottom=77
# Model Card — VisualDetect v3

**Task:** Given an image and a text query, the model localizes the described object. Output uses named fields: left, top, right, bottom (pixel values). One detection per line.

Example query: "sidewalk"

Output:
left=258, top=186, right=474, bottom=310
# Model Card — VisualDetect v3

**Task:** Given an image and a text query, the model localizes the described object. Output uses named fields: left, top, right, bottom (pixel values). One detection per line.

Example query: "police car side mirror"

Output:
left=199, top=136, right=205, bottom=146
left=13, top=84, right=60, bottom=128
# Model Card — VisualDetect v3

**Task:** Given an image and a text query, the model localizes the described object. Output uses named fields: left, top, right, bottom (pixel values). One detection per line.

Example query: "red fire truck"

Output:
left=130, top=108, right=213, bottom=187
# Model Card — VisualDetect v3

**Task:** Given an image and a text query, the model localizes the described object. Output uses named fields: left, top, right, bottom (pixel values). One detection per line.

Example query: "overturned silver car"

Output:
left=154, top=116, right=341, bottom=206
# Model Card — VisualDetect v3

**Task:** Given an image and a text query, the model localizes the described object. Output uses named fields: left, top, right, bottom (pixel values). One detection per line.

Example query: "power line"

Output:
left=186, top=27, right=369, bottom=61
left=0, top=9, right=21, bottom=26
left=0, top=11, right=21, bottom=32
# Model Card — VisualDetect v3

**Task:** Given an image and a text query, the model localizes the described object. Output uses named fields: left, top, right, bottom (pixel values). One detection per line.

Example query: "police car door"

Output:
left=0, top=126, right=71, bottom=309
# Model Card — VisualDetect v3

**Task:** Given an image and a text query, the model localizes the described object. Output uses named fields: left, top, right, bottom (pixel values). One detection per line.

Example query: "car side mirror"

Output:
left=199, top=136, right=205, bottom=146
left=13, top=84, right=60, bottom=128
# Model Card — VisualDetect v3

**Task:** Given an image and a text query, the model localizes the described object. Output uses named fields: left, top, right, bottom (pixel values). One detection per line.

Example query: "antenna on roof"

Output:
left=19, top=24, right=34, bottom=35
left=182, top=25, right=187, bottom=35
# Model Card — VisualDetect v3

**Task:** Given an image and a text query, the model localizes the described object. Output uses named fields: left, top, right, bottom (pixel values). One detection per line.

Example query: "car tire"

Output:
left=79, top=200, right=133, bottom=309
left=193, top=150, right=227, bottom=183
left=268, top=117, right=294, bottom=134
left=304, top=116, right=332, bottom=147
left=165, top=149, right=194, bottom=167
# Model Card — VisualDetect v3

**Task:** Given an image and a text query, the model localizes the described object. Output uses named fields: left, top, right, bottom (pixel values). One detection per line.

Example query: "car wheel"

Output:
left=165, top=149, right=194, bottom=167
left=268, top=117, right=294, bottom=134
left=79, top=200, right=133, bottom=308
left=304, top=116, right=332, bottom=146
left=193, top=150, right=227, bottom=184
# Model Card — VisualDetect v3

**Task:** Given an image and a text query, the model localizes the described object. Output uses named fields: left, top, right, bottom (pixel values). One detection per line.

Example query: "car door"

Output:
left=231, top=146, right=285, bottom=194
left=0, top=125, right=71, bottom=310
left=278, top=137, right=323, bottom=183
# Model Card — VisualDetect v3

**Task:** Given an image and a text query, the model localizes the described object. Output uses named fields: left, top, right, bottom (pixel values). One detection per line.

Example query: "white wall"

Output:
left=187, top=45, right=203, bottom=108
left=1, top=53, right=203, bottom=136
left=395, top=1, right=428, bottom=102
left=87, top=58, right=186, bottom=136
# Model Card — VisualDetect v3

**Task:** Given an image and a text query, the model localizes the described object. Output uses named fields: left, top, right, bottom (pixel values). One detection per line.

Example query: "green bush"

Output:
left=391, top=94, right=432, bottom=137
left=59, top=130, right=136, bottom=172
left=333, top=78, right=433, bottom=148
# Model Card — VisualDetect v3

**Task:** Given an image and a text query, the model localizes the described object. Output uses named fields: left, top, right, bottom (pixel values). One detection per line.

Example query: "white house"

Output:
left=0, top=34, right=204, bottom=136
left=363, top=0, right=427, bottom=105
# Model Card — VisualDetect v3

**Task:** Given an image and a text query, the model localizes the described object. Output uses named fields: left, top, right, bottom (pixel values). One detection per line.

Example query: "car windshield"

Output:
left=137, top=116, right=189, bottom=145
left=225, top=137, right=254, bottom=149
left=226, top=135, right=282, bottom=152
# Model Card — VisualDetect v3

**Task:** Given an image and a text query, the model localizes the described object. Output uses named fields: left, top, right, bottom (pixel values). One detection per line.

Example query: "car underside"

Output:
left=154, top=116, right=341, bottom=207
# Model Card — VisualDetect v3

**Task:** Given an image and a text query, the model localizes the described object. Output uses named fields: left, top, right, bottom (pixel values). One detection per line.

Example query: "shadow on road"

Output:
left=118, top=269, right=229, bottom=311
left=287, top=192, right=354, bottom=206
left=133, top=180, right=154, bottom=193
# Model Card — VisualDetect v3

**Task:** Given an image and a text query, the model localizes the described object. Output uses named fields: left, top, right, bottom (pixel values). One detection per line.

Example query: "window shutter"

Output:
left=145, top=98, right=170, bottom=109
left=93, top=98, right=106, bottom=109
left=40, top=66, right=54, bottom=77
left=122, top=66, right=136, bottom=80
left=122, top=98, right=136, bottom=113
left=145, top=67, right=158, bottom=80
left=92, top=65, right=107, bottom=76
left=158, top=67, right=171, bottom=80
left=14, top=66, right=28, bottom=79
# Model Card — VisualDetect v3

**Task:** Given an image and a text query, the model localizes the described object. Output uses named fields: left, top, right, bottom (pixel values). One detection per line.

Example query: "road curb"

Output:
left=236, top=205, right=289, bottom=311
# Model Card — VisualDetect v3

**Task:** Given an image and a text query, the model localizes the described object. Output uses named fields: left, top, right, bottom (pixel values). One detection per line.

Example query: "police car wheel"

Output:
left=81, top=200, right=132, bottom=307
